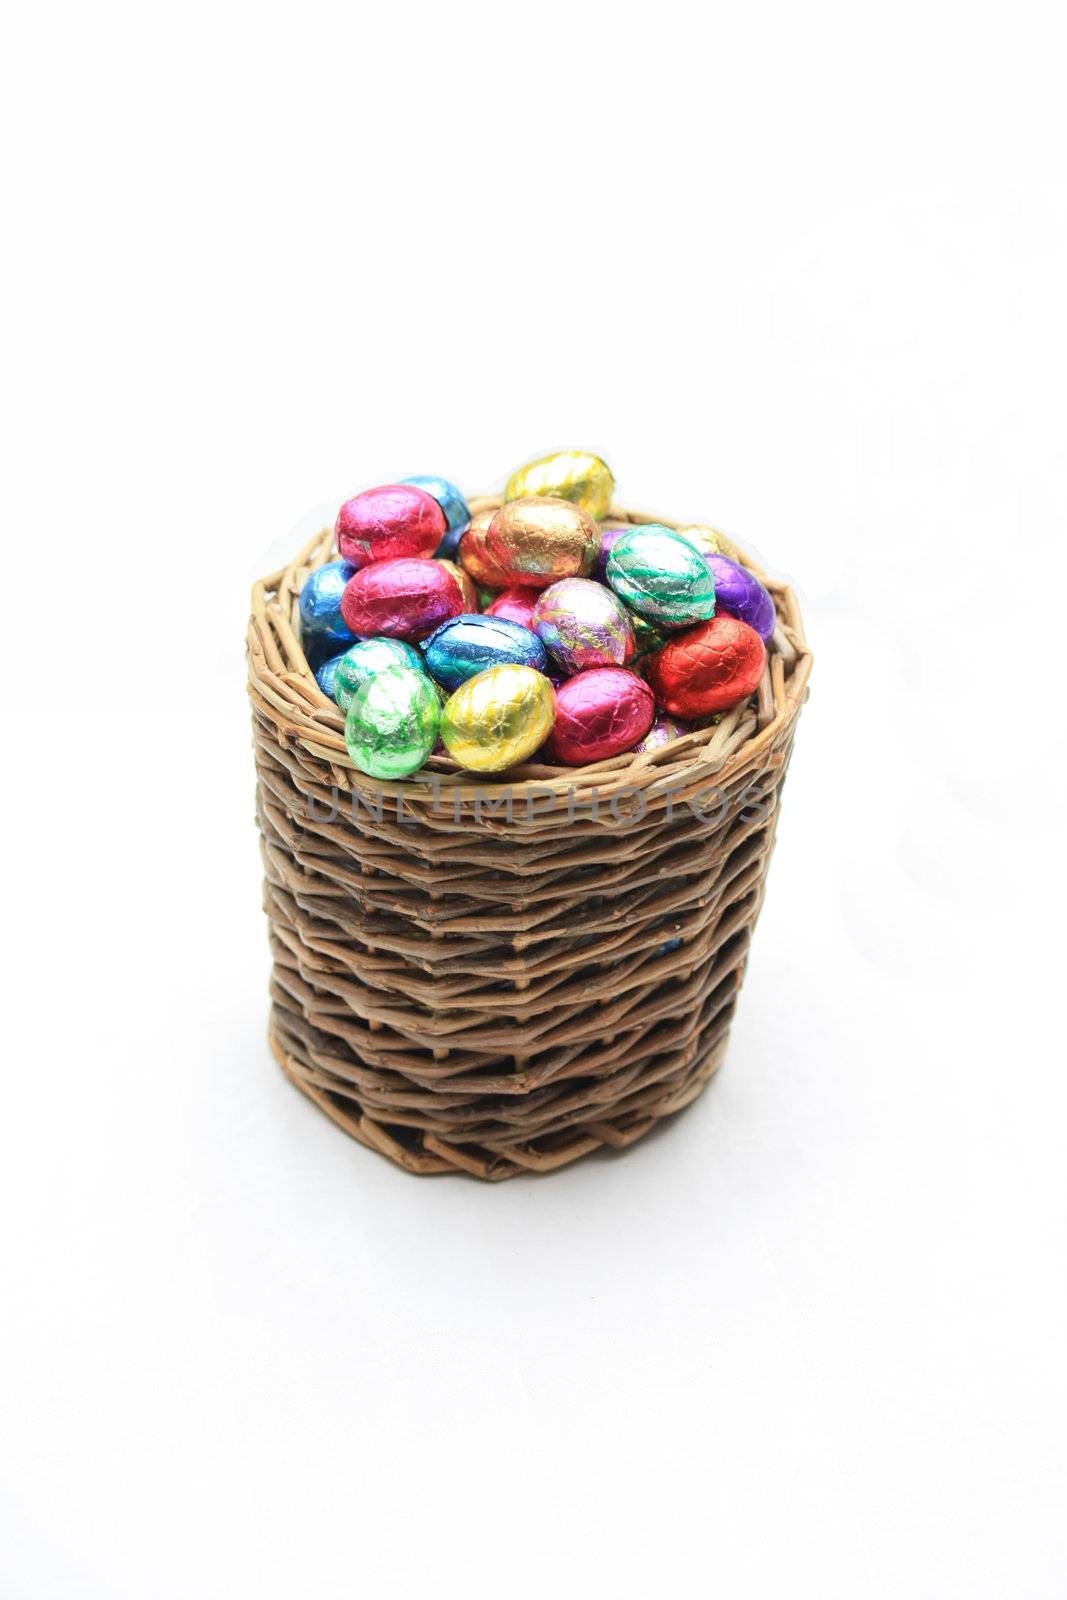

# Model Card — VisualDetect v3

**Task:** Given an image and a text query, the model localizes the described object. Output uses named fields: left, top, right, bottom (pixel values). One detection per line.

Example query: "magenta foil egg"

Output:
left=705, top=554, right=776, bottom=642
left=532, top=578, right=634, bottom=675
left=486, top=588, right=538, bottom=630
left=340, top=558, right=465, bottom=642
left=551, top=668, right=655, bottom=765
left=335, top=484, right=446, bottom=570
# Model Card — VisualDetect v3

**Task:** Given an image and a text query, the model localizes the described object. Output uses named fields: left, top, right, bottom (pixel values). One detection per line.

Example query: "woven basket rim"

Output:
left=247, top=496, right=812, bottom=813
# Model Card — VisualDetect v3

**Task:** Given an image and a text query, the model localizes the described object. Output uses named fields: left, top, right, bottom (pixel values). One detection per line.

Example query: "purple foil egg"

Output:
left=706, top=554, right=776, bottom=642
left=633, top=717, right=689, bottom=754
left=597, top=526, right=631, bottom=580
left=532, top=578, right=634, bottom=675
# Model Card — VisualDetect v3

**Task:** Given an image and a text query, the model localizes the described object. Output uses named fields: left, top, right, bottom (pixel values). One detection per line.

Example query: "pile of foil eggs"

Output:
left=298, top=451, right=776, bottom=780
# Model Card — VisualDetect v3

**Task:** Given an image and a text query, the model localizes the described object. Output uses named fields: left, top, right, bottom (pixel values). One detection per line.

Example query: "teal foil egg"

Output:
left=403, top=475, right=471, bottom=558
left=344, top=666, right=440, bottom=780
left=605, top=525, right=716, bottom=630
left=424, top=613, right=548, bottom=692
left=333, top=637, right=425, bottom=713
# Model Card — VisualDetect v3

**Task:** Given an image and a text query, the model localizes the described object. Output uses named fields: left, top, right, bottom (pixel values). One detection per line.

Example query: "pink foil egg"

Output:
left=336, top=484, right=446, bottom=569
left=340, top=558, right=465, bottom=642
left=486, top=588, right=538, bottom=629
left=551, top=668, right=655, bottom=765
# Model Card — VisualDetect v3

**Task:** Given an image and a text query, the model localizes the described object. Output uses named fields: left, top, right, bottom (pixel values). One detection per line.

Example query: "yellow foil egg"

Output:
left=487, top=496, right=601, bottom=589
left=441, top=664, right=556, bottom=772
left=674, top=523, right=742, bottom=563
left=505, top=449, right=615, bottom=519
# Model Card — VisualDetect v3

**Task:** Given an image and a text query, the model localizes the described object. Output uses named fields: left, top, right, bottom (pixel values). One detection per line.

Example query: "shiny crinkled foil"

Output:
left=532, top=578, right=634, bottom=674
left=645, top=613, right=766, bottom=719
left=344, top=666, right=441, bottom=780
left=674, top=523, right=741, bottom=563
left=604, top=524, right=716, bottom=628
left=504, top=449, right=615, bottom=520
left=551, top=667, right=654, bottom=765
left=457, top=508, right=510, bottom=588
left=487, top=497, right=600, bottom=588
left=441, top=663, right=555, bottom=772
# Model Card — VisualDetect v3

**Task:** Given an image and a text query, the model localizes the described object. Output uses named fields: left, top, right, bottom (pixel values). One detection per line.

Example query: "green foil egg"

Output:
left=334, top=637, right=425, bottom=713
left=605, top=525, right=716, bottom=630
left=344, top=666, right=440, bottom=780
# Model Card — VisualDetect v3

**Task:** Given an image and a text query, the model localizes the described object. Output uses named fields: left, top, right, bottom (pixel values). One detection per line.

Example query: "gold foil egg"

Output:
left=441, top=664, right=555, bottom=772
left=674, top=523, right=742, bottom=563
left=435, top=558, right=478, bottom=612
left=458, top=507, right=510, bottom=589
left=487, top=497, right=600, bottom=589
left=505, top=449, right=615, bottom=519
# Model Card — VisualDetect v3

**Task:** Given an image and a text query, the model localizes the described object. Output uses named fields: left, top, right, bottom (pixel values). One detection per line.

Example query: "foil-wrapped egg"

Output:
left=335, top=484, right=446, bottom=569
left=401, top=475, right=471, bottom=542
left=441, top=664, right=556, bottom=772
left=340, top=558, right=464, bottom=642
left=645, top=614, right=767, bottom=718
left=344, top=666, right=441, bottom=780
left=551, top=668, right=654, bottom=765
left=674, top=523, right=742, bottom=563
left=487, top=497, right=600, bottom=589
left=605, top=525, right=716, bottom=629
left=633, top=717, right=689, bottom=753
left=333, top=637, right=425, bottom=712
left=504, top=449, right=615, bottom=519
left=424, top=614, right=549, bottom=692
left=314, top=650, right=348, bottom=701
left=628, top=612, right=669, bottom=663
left=458, top=507, right=511, bottom=589
left=597, top=526, right=631, bottom=580
left=532, top=579, right=634, bottom=675
left=435, top=558, right=478, bottom=612
left=705, top=554, right=776, bottom=642
left=486, top=588, right=538, bottom=629
left=299, top=559, right=358, bottom=652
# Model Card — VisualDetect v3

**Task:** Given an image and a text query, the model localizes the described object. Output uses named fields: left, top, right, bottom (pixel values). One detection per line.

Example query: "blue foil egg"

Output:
left=314, top=651, right=348, bottom=701
left=299, top=559, right=358, bottom=651
left=403, top=475, right=471, bottom=556
left=423, top=613, right=549, bottom=692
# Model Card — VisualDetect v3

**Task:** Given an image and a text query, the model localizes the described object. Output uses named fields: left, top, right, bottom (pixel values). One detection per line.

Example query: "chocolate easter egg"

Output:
left=441, top=664, right=556, bottom=772
left=597, top=526, right=631, bottom=580
left=633, top=717, right=689, bottom=753
left=486, top=589, right=538, bottom=629
left=299, top=559, right=358, bottom=652
left=424, top=614, right=548, bottom=692
left=333, top=637, right=425, bottom=712
left=314, top=650, right=348, bottom=701
left=645, top=613, right=766, bottom=718
left=505, top=449, right=615, bottom=519
left=435, top=558, right=478, bottom=612
left=335, top=484, right=445, bottom=569
left=674, top=524, right=741, bottom=563
left=458, top=507, right=511, bottom=588
left=705, top=554, right=776, bottom=642
left=340, top=558, right=464, bottom=642
left=532, top=579, right=634, bottom=674
left=401, top=475, right=471, bottom=540
left=487, top=497, right=600, bottom=589
left=344, top=666, right=440, bottom=780
left=605, top=525, right=716, bottom=629
left=551, top=668, right=654, bottom=765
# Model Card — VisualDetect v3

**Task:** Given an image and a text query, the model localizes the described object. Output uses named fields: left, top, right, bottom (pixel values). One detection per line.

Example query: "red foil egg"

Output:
left=645, top=613, right=766, bottom=718
left=336, top=484, right=446, bottom=569
left=486, top=588, right=538, bottom=629
left=341, top=558, right=464, bottom=642
left=552, top=668, right=654, bottom=765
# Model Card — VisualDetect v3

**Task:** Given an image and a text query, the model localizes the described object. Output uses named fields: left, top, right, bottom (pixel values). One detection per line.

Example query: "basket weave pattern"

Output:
left=247, top=500, right=811, bottom=1180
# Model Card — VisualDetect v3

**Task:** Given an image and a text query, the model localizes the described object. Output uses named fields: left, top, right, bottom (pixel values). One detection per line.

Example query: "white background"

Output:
left=3, top=3, right=1066, bottom=1597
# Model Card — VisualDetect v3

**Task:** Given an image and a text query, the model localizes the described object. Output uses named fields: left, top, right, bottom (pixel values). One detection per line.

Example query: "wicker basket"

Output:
left=247, top=498, right=812, bottom=1180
